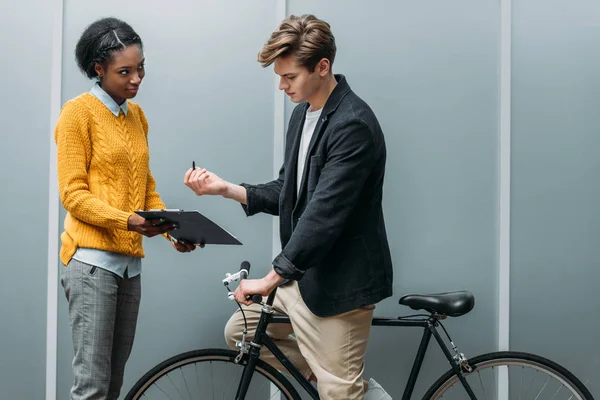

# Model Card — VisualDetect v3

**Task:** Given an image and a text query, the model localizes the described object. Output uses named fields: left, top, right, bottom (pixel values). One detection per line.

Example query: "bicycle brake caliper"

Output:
left=451, top=342, right=473, bottom=373
left=234, top=330, right=249, bottom=364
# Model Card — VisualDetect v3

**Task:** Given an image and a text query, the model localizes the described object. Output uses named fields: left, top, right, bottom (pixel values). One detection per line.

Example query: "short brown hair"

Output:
left=258, top=14, right=336, bottom=71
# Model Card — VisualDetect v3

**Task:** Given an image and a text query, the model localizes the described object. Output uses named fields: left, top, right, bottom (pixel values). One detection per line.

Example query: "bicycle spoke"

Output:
left=550, top=384, right=563, bottom=400
left=220, top=362, right=226, bottom=399
left=154, top=381, right=176, bottom=400
left=533, top=376, right=551, bottom=400
left=180, top=367, right=192, bottom=400
left=194, top=362, right=203, bottom=399
left=523, top=370, right=538, bottom=399
left=269, top=387, right=283, bottom=400
left=165, top=373, right=186, bottom=400
left=224, top=366, right=242, bottom=399
left=477, top=371, right=488, bottom=400
left=492, top=366, right=496, bottom=400
left=255, top=373, right=281, bottom=400
left=581, top=356, right=599, bottom=389
left=520, top=366, right=523, bottom=400
left=428, top=354, right=589, bottom=400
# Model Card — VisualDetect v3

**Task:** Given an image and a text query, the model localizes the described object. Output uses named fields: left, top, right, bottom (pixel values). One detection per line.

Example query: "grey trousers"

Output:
left=61, top=259, right=141, bottom=400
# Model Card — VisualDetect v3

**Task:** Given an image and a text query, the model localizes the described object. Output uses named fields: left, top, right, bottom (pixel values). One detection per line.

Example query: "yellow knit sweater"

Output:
left=55, top=92, right=165, bottom=265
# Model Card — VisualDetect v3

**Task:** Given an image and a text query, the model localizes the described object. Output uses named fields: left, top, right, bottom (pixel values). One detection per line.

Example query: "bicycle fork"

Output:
left=234, top=343, right=262, bottom=399
left=234, top=297, right=277, bottom=400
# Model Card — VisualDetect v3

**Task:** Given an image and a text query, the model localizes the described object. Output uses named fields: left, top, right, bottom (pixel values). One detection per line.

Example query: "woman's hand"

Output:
left=170, top=237, right=199, bottom=253
left=127, top=214, right=177, bottom=237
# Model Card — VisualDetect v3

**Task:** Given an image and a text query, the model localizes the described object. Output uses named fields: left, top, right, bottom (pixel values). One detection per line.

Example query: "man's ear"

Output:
left=317, top=58, right=331, bottom=77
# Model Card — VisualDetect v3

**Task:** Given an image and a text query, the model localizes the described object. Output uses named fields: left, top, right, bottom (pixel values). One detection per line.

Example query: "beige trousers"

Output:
left=224, top=281, right=374, bottom=399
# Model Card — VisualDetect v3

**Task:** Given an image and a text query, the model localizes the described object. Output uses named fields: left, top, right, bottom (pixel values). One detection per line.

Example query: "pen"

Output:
left=192, top=161, right=195, bottom=170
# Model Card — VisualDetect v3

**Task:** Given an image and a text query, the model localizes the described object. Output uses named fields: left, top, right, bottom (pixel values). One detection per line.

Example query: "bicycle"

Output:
left=125, top=262, right=594, bottom=399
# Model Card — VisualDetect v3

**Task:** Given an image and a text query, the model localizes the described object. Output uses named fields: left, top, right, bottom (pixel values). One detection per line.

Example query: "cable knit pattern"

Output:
left=55, top=92, right=165, bottom=265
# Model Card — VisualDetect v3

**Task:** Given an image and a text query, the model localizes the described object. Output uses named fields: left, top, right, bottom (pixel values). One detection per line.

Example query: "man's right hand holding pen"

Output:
left=184, top=161, right=247, bottom=205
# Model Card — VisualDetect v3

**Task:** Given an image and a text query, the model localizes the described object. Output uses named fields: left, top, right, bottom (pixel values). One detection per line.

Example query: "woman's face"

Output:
left=95, top=44, right=145, bottom=105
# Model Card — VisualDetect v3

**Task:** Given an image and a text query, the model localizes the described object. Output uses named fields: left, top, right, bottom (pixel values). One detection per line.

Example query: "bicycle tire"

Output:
left=424, top=351, right=594, bottom=400
left=124, top=348, right=302, bottom=400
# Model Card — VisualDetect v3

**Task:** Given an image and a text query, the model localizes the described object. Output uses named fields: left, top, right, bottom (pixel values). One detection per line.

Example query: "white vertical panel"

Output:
left=46, top=0, right=63, bottom=398
left=498, top=0, right=512, bottom=397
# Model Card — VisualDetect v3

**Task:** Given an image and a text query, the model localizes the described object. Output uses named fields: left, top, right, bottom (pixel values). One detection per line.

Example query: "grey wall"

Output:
left=0, top=1, right=54, bottom=399
left=285, top=1, right=500, bottom=397
left=56, top=0, right=277, bottom=398
left=511, top=0, right=600, bottom=395
left=2, top=0, right=599, bottom=398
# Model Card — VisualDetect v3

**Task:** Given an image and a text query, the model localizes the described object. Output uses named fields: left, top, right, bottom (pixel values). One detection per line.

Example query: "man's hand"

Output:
left=233, top=269, right=285, bottom=305
left=184, top=167, right=228, bottom=196
left=127, top=214, right=177, bottom=237
left=183, top=166, right=248, bottom=204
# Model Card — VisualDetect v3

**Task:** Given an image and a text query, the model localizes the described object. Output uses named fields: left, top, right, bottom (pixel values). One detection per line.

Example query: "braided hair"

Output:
left=75, top=17, right=142, bottom=79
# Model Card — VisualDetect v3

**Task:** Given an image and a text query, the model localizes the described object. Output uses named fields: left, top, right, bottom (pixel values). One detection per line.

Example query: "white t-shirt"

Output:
left=297, top=107, right=323, bottom=194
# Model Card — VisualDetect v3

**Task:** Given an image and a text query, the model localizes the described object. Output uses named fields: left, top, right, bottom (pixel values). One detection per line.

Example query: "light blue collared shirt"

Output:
left=72, top=83, right=141, bottom=278
left=90, top=81, right=129, bottom=116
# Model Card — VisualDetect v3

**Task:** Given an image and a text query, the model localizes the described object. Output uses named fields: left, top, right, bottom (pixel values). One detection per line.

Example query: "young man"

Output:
left=184, top=14, right=393, bottom=400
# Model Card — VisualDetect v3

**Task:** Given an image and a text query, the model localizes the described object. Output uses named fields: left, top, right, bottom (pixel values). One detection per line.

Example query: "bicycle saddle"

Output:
left=399, top=291, right=474, bottom=317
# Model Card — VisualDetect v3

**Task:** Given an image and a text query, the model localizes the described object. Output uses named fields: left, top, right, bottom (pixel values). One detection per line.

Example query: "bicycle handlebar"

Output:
left=224, top=261, right=262, bottom=304
left=222, top=261, right=250, bottom=286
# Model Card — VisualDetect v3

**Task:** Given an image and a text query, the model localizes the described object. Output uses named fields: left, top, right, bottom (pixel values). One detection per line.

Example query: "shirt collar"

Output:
left=90, top=82, right=128, bottom=116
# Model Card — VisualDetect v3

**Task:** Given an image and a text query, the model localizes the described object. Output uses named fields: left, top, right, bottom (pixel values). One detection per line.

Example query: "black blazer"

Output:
left=242, top=75, right=393, bottom=317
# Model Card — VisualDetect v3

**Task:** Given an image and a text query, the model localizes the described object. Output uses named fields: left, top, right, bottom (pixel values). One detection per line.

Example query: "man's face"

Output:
left=274, top=55, right=321, bottom=104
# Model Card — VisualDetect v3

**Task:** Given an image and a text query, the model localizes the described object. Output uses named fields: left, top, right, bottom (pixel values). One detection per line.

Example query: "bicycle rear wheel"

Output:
left=424, top=351, right=593, bottom=399
left=124, top=348, right=301, bottom=400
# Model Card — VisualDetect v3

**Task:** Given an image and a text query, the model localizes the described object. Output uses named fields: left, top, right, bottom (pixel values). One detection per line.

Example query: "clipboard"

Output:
left=135, top=209, right=242, bottom=246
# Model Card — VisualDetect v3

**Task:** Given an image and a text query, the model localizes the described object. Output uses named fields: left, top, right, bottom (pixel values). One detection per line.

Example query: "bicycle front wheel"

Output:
left=124, top=348, right=301, bottom=400
left=425, top=351, right=594, bottom=400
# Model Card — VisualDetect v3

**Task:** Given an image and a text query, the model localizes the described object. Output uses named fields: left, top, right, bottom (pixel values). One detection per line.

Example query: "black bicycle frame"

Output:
left=234, top=289, right=477, bottom=400
left=371, top=318, right=477, bottom=400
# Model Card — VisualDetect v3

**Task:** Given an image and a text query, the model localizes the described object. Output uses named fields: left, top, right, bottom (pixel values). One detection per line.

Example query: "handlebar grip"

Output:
left=239, top=261, right=250, bottom=279
left=245, top=294, right=263, bottom=304
left=240, top=261, right=250, bottom=272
